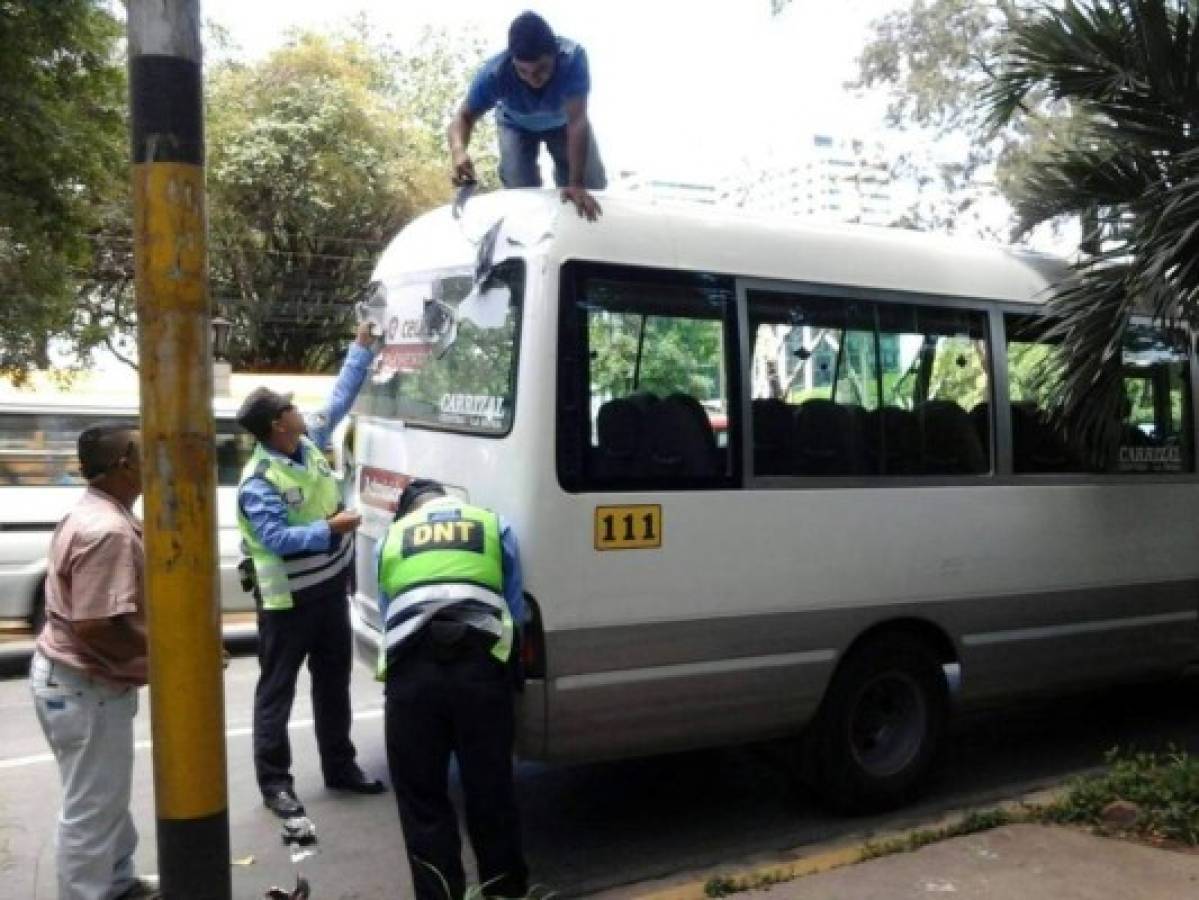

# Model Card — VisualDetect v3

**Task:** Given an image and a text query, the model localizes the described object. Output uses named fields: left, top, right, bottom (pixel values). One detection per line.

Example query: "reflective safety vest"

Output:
left=377, top=497, right=513, bottom=673
left=237, top=437, right=350, bottom=611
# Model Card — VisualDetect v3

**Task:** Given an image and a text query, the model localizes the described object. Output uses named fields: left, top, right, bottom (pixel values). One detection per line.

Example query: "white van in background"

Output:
left=0, top=398, right=256, bottom=630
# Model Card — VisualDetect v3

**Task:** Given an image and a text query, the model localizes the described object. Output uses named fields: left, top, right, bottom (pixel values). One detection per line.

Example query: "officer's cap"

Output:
left=396, top=478, right=446, bottom=520
left=236, top=387, right=295, bottom=439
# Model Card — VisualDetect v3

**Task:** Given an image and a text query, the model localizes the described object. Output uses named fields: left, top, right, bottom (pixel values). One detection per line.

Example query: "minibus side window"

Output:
left=748, top=290, right=991, bottom=478
left=560, top=265, right=737, bottom=490
left=1006, top=316, right=1194, bottom=474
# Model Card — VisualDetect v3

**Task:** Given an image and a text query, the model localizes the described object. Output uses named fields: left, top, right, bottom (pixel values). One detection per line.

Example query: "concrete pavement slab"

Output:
left=732, top=824, right=1199, bottom=900
left=0, top=655, right=413, bottom=900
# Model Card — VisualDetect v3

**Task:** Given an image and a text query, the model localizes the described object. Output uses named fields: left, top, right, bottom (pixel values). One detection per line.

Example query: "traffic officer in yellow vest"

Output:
left=237, top=323, right=386, bottom=819
left=378, top=479, right=529, bottom=900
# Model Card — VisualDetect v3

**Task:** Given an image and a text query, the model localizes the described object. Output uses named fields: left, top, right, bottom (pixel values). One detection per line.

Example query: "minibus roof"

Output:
left=377, top=189, right=1070, bottom=306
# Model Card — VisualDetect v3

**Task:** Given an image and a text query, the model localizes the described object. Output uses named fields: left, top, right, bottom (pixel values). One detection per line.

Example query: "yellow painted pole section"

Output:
left=133, top=161, right=227, bottom=820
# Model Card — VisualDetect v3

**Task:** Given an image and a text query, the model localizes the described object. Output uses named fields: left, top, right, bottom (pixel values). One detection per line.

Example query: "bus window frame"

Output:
left=737, top=277, right=999, bottom=488
left=997, top=307, right=1198, bottom=481
left=556, top=260, right=743, bottom=494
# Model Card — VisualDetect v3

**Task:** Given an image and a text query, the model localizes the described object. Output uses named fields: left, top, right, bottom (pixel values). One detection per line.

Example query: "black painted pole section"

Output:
left=127, top=2, right=232, bottom=898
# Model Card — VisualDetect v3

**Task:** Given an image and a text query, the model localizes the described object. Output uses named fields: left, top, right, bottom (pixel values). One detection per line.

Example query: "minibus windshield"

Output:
left=358, top=259, right=525, bottom=435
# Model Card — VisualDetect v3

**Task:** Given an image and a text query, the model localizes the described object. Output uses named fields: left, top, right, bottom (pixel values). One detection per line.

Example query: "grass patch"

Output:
left=704, top=868, right=794, bottom=897
left=702, top=747, right=1199, bottom=897
left=858, top=808, right=1018, bottom=861
left=1040, top=746, right=1199, bottom=846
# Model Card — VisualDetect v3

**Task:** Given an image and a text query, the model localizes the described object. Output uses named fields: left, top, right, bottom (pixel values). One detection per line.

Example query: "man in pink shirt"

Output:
left=29, top=424, right=159, bottom=900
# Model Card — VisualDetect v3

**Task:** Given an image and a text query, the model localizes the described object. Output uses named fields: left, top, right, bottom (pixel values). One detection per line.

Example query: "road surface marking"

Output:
left=0, top=707, right=383, bottom=770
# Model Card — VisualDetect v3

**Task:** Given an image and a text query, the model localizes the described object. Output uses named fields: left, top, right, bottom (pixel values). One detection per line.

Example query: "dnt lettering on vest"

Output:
left=402, top=519, right=484, bottom=555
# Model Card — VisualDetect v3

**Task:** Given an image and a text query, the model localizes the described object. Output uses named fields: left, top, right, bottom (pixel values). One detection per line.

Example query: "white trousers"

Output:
left=30, top=651, right=141, bottom=900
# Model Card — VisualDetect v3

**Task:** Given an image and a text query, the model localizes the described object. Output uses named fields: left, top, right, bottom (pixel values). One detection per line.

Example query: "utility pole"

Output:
left=127, top=3, right=231, bottom=898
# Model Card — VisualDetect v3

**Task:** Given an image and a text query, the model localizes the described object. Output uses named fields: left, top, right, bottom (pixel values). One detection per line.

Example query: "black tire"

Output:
left=802, top=633, right=947, bottom=814
left=29, top=581, right=47, bottom=635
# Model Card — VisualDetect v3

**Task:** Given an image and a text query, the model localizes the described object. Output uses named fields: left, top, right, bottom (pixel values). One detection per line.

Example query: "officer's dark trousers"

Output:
left=385, top=633, right=528, bottom=900
left=253, top=579, right=358, bottom=794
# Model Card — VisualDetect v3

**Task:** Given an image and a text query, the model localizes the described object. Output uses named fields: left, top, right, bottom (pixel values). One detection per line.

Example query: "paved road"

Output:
left=3, top=646, right=1199, bottom=898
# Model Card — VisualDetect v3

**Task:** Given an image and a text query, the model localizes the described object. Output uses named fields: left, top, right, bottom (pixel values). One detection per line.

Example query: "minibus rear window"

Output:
left=359, top=260, right=525, bottom=436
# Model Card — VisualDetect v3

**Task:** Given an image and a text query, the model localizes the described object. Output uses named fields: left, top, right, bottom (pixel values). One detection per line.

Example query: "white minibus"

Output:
left=348, top=190, right=1199, bottom=810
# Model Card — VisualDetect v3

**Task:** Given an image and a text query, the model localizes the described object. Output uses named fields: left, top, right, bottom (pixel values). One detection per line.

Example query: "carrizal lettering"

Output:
left=1119, top=446, right=1183, bottom=465
left=439, top=394, right=505, bottom=420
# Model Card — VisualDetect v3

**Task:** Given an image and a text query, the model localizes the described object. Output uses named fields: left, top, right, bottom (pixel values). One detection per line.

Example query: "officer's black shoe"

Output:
left=325, top=767, right=387, bottom=795
left=263, top=789, right=305, bottom=818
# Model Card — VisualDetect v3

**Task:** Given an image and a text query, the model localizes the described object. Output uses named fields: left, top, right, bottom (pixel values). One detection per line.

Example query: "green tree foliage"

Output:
left=208, top=27, right=494, bottom=372
left=772, top=0, right=1090, bottom=236
left=0, top=0, right=125, bottom=381
left=987, top=0, right=1199, bottom=450
left=852, top=0, right=1100, bottom=236
left=589, top=313, right=724, bottom=402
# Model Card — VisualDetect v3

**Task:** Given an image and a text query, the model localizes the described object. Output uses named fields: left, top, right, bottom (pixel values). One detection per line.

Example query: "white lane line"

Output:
left=0, top=707, right=384, bottom=770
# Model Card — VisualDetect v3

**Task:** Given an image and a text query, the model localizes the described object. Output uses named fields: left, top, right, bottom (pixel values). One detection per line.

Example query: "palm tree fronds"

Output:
left=987, top=1, right=1199, bottom=449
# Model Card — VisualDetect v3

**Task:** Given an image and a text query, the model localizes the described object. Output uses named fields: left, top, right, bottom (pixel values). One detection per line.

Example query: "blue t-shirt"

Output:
left=465, top=37, right=590, bottom=133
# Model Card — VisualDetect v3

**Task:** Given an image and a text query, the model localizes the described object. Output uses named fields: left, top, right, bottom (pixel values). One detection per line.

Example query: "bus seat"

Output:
left=917, top=400, right=987, bottom=474
left=1011, top=402, right=1073, bottom=472
left=646, top=393, right=719, bottom=478
left=840, top=403, right=872, bottom=475
left=595, top=393, right=658, bottom=478
left=870, top=406, right=919, bottom=475
left=793, top=399, right=851, bottom=476
left=969, top=402, right=991, bottom=455
left=752, top=398, right=794, bottom=476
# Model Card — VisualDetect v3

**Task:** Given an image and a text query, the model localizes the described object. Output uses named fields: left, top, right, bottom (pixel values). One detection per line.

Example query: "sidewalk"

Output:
left=593, top=802, right=1199, bottom=900
left=731, top=825, right=1199, bottom=899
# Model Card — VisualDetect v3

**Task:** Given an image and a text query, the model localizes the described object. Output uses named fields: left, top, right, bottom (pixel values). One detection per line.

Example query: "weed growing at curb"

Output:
left=858, top=808, right=1017, bottom=861
left=1041, top=746, right=1199, bottom=846
left=417, top=859, right=556, bottom=900
left=698, top=746, right=1199, bottom=897
left=704, top=868, right=794, bottom=897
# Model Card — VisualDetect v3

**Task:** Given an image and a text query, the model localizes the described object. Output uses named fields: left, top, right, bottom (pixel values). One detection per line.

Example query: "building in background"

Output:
left=611, top=170, right=722, bottom=207
left=723, top=133, right=898, bottom=226
left=614, top=134, right=904, bottom=227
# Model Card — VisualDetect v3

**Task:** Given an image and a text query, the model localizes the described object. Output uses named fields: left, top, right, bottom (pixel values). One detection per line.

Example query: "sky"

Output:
left=199, top=0, right=909, bottom=181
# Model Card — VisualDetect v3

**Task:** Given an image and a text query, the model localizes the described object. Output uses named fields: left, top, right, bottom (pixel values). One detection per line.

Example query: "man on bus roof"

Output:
left=448, top=10, right=605, bottom=221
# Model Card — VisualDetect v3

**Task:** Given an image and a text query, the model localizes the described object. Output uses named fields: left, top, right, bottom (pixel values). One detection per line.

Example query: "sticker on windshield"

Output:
left=374, top=314, right=435, bottom=377
left=439, top=394, right=505, bottom=429
left=457, top=283, right=512, bottom=330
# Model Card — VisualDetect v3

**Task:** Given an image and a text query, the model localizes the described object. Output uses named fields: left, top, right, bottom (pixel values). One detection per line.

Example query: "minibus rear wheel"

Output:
left=801, top=633, right=947, bottom=814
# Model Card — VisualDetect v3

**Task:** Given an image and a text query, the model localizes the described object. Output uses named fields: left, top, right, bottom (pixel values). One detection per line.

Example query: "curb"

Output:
left=629, top=843, right=864, bottom=900
left=621, top=786, right=1070, bottom=900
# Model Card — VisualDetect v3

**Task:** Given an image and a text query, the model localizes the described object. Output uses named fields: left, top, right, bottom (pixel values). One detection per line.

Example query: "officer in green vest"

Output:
left=378, top=479, right=529, bottom=900
left=237, top=323, right=386, bottom=820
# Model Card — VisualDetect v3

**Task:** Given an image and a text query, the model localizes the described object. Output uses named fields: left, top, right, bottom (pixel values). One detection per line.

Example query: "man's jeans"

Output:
left=30, top=651, right=140, bottom=900
left=497, top=122, right=607, bottom=190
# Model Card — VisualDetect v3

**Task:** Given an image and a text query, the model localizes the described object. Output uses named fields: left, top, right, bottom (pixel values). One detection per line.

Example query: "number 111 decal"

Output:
left=594, top=505, right=662, bottom=551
